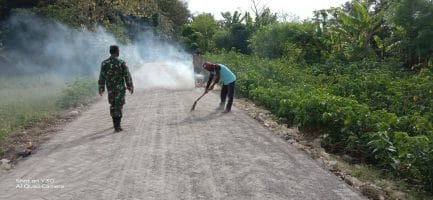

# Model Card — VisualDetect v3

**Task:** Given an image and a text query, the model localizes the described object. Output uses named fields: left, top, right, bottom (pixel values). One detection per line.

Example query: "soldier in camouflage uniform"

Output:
left=98, top=45, right=134, bottom=132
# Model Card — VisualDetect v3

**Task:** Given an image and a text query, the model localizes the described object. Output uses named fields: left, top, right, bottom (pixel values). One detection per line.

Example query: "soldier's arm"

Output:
left=122, top=62, right=134, bottom=94
left=98, top=62, right=106, bottom=95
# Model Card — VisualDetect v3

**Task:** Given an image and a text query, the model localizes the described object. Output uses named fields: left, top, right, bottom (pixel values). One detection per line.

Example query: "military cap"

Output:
left=110, top=45, right=119, bottom=53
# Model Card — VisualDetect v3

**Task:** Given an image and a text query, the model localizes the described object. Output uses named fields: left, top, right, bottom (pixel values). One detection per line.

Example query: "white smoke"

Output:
left=1, top=11, right=195, bottom=90
left=119, top=35, right=195, bottom=90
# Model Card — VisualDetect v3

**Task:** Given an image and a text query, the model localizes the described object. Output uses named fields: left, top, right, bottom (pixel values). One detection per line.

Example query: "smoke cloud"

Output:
left=0, top=11, right=195, bottom=90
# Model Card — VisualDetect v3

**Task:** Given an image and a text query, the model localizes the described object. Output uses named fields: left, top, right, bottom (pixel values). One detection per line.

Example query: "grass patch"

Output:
left=0, top=76, right=97, bottom=157
left=56, top=79, right=98, bottom=108
left=337, top=159, right=433, bottom=200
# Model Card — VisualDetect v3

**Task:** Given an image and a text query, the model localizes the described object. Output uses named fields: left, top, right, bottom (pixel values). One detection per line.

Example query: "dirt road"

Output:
left=0, top=89, right=365, bottom=200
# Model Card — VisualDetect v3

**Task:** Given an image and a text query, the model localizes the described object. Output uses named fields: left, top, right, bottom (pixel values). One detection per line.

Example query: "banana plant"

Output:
left=336, top=0, right=385, bottom=54
left=220, top=11, right=246, bottom=29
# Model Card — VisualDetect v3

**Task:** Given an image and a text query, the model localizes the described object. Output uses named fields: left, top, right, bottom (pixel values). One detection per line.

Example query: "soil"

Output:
left=0, top=106, right=88, bottom=164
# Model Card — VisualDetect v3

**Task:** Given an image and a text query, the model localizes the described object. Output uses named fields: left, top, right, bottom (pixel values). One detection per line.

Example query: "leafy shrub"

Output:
left=15, top=112, right=47, bottom=129
left=207, top=51, right=433, bottom=191
left=0, top=121, right=9, bottom=141
left=56, top=79, right=97, bottom=108
left=367, top=131, right=399, bottom=170
left=249, top=22, right=325, bottom=63
left=368, top=132, right=433, bottom=192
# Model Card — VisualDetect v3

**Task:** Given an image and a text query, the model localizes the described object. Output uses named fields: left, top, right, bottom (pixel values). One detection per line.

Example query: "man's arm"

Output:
left=213, top=65, right=220, bottom=84
left=209, top=65, right=220, bottom=90
left=122, top=62, right=134, bottom=94
left=205, top=73, right=214, bottom=92
left=98, top=63, right=106, bottom=96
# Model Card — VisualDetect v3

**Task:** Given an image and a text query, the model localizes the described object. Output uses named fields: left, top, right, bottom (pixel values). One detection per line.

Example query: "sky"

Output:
left=185, top=0, right=349, bottom=20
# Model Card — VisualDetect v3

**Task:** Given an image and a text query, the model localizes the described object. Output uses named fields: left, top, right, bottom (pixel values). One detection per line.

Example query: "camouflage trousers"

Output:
left=108, top=89, right=125, bottom=118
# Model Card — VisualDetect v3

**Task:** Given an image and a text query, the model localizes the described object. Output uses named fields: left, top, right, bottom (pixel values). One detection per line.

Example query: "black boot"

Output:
left=112, top=117, right=116, bottom=128
left=114, top=117, right=123, bottom=132
left=118, top=117, right=123, bottom=131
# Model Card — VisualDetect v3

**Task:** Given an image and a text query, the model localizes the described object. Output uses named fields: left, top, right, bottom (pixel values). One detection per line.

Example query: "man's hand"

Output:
left=205, top=85, right=214, bottom=94
left=128, top=87, right=134, bottom=95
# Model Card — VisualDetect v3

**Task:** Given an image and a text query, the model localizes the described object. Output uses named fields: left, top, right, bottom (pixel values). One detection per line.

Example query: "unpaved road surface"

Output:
left=0, top=89, right=365, bottom=200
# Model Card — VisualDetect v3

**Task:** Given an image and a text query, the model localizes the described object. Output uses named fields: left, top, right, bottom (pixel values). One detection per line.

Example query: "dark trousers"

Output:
left=221, top=81, right=235, bottom=111
left=108, top=89, right=125, bottom=118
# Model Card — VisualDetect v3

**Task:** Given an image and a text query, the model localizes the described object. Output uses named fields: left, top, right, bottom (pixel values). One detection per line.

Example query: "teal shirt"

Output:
left=211, top=64, right=236, bottom=85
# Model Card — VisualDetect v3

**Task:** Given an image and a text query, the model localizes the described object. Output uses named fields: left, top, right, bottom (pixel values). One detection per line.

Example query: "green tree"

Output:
left=213, top=30, right=232, bottom=50
left=155, top=0, right=190, bottom=35
left=313, top=0, right=392, bottom=60
left=0, top=0, right=6, bottom=20
left=189, top=13, right=217, bottom=52
left=0, top=0, right=191, bottom=45
left=220, top=11, right=244, bottom=28
left=254, top=8, right=277, bottom=28
left=336, top=0, right=386, bottom=59
left=181, top=25, right=200, bottom=51
left=214, top=11, right=253, bottom=54
left=0, top=0, right=41, bottom=19
left=34, top=0, right=165, bottom=42
left=391, top=0, right=433, bottom=68
left=250, top=22, right=323, bottom=62
left=229, top=23, right=253, bottom=54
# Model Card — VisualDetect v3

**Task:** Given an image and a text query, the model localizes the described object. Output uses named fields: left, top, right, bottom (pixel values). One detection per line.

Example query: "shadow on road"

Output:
left=169, top=110, right=223, bottom=126
left=42, top=127, right=116, bottom=155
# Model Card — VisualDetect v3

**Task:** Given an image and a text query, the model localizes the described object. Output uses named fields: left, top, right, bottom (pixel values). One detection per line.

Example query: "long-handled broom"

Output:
left=190, top=91, right=207, bottom=111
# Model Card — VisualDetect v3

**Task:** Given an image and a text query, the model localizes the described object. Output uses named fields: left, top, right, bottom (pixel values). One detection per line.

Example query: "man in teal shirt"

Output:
left=203, top=61, right=236, bottom=113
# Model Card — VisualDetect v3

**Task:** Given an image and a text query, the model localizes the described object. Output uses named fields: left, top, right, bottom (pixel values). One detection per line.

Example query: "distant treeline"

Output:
left=183, top=0, right=433, bottom=69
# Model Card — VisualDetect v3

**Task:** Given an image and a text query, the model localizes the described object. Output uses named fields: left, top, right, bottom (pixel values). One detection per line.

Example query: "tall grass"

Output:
left=0, top=76, right=97, bottom=156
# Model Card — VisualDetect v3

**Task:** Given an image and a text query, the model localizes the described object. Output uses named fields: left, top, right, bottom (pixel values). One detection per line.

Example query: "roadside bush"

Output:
left=0, top=121, right=9, bottom=142
left=250, top=22, right=325, bottom=63
left=56, top=79, right=97, bottom=108
left=207, top=51, right=433, bottom=191
left=15, top=112, right=48, bottom=129
left=368, top=131, right=433, bottom=192
left=250, top=87, right=290, bottom=113
left=0, top=77, right=97, bottom=157
left=420, top=139, right=433, bottom=192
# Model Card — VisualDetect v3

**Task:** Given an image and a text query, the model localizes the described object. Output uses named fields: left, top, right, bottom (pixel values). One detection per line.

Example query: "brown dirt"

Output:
left=0, top=106, right=88, bottom=164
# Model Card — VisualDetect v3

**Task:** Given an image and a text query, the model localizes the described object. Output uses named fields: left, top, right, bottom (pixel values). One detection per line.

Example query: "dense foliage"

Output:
left=56, top=79, right=98, bottom=108
left=207, top=51, right=433, bottom=192
left=185, top=0, right=433, bottom=69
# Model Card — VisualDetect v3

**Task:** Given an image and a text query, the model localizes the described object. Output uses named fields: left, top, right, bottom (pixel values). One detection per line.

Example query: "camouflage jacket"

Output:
left=98, top=56, right=133, bottom=93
